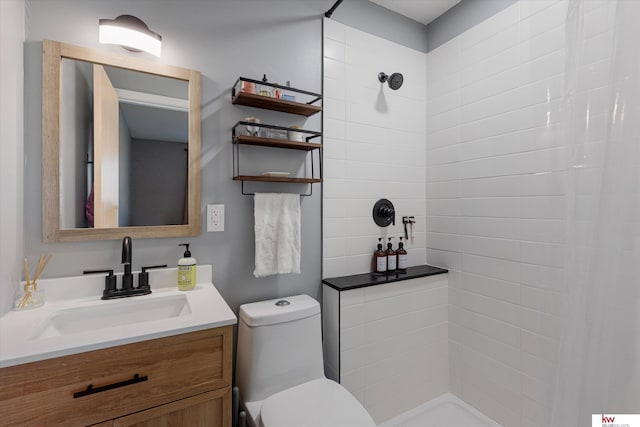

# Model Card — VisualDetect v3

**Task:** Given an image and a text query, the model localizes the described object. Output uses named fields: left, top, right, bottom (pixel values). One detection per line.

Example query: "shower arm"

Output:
left=325, top=0, right=344, bottom=18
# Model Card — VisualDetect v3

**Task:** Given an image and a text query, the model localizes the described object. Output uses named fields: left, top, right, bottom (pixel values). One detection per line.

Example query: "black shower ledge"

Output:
left=322, top=264, right=448, bottom=292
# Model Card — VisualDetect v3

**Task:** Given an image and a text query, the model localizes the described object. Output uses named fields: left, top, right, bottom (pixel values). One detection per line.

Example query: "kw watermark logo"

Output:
left=593, top=414, right=640, bottom=427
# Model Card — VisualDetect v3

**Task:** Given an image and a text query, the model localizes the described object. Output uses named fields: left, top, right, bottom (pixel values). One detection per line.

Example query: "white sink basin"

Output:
left=32, top=294, right=191, bottom=339
left=1, top=265, right=237, bottom=368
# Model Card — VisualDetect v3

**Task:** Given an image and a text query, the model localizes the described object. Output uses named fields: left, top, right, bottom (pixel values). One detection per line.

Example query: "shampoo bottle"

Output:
left=386, top=237, right=397, bottom=272
left=397, top=237, right=408, bottom=272
left=178, top=243, right=197, bottom=291
left=374, top=238, right=387, bottom=274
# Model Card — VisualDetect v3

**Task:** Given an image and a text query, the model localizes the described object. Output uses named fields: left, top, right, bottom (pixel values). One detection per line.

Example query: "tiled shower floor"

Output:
left=378, top=393, right=502, bottom=427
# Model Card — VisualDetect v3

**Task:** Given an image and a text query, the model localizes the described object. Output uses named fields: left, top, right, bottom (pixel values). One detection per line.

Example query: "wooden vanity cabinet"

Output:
left=95, top=388, right=229, bottom=427
left=0, top=326, right=233, bottom=427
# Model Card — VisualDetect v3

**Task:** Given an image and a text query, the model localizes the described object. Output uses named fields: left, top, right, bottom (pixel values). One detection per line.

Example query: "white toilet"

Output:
left=236, top=294, right=376, bottom=427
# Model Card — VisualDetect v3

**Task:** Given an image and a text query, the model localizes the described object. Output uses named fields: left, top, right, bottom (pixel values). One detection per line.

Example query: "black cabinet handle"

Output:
left=73, top=373, right=148, bottom=398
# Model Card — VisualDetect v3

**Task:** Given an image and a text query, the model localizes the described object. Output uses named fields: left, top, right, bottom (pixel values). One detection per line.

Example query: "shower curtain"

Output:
left=552, top=0, right=640, bottom=425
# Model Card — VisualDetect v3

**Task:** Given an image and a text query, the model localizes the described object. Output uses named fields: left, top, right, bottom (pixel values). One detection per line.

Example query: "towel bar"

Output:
left=240, top=180, right=313, bottom=196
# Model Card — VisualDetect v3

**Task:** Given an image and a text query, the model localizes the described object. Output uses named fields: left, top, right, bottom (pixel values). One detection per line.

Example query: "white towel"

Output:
left=253, top=193, right=301, bottom=278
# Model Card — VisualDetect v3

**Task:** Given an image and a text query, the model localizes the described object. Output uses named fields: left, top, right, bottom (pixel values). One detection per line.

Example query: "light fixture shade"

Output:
left=99, top=15, right=162, bottom=57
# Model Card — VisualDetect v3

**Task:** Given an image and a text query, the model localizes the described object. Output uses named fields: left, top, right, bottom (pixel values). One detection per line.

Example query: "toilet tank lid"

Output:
left=239, top=294, right=320, bottom=327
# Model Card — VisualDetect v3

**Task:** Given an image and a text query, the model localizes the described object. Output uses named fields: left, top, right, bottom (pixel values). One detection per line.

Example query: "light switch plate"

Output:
left=207, top=204, right=224, bottom=232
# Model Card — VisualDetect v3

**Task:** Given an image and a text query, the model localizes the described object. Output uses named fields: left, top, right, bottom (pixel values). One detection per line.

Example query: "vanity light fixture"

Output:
left=99, top=15, right=162, bottom=57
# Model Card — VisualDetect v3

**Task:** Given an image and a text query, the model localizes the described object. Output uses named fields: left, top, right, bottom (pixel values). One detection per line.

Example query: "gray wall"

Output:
left=21, top=0, right=429, bottom=317
left=329, top=0, right=428, bottom=52
left=426, top=0, right=517, bottom=51
left=129, top=138, right=187, bottom=226
left=0, top=0, right=24, bottom=316
left=25, top=0, right=325, bottom=314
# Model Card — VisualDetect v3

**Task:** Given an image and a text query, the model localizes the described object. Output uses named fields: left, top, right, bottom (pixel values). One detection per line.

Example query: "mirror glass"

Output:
left=43, top=40, right=201, bottom=241
left=60, top=59, right=189, bottom=228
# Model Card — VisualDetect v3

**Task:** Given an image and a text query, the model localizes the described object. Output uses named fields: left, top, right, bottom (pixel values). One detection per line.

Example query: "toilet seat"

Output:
left=259, top=378, right=376, bottom=427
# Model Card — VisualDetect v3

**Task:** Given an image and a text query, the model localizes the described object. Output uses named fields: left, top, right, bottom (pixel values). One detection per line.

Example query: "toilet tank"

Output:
left=236, top=294, right=325, bottom=403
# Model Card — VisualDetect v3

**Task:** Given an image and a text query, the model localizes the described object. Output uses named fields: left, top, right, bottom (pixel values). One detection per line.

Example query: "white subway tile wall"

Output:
left=323, top=18, right=427, bottom=278
left=426, top=1, right=616, bottom=426
left=333, top=275, right=449, bottom=424
left=323, top=1, right=616, bottom=425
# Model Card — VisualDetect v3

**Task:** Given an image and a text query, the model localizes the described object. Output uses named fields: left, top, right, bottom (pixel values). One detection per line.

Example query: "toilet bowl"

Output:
left=236, top=294, right=375, bottom=427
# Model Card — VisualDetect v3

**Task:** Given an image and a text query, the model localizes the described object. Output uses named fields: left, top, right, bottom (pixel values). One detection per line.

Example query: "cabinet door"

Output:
left=112, top=388, right=230, bottom=427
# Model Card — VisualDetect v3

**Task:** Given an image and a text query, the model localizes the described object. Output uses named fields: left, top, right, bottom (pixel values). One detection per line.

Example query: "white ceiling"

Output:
left=368, top=0, right=462, bottom=25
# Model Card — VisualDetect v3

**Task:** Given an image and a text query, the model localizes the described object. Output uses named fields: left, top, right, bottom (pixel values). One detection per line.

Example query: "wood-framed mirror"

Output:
left=42, top=39, right=201, bottom=242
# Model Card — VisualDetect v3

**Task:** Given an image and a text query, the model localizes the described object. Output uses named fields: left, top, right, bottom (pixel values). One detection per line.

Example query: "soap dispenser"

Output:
left=373, top=238, right=387, bottom=275
left=386, top=237, right=397, bottom=272
left=178, top=243, right=197, bottom=291
left=397, top=237, right=408, bottom=272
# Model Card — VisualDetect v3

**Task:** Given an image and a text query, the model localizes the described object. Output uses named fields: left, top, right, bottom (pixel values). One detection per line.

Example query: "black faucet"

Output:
left=83, top=236, right=166, bottom=300
left=121, top=236, right=133, bottom=290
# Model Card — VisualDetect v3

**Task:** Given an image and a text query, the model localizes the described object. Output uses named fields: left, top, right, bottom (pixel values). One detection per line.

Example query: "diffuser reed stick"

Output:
left=33, top=254, right=52, bottom=283
left=24, top=258, right=31, bottom=288
left=17, top=254, right=51, bottom=309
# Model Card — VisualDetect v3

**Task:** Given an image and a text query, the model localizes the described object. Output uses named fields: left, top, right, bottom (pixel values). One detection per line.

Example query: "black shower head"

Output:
left=378, top=72, right=404, bottom=90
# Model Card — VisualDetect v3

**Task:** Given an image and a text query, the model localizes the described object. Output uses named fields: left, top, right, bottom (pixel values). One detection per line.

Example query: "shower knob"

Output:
left=373, top=198, right=396, bottom=227
left=380, top=207, right=394, bottom=217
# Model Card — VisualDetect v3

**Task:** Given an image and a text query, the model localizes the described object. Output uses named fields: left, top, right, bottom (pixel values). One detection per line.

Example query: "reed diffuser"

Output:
left=15, top=253, right=52, bottom=310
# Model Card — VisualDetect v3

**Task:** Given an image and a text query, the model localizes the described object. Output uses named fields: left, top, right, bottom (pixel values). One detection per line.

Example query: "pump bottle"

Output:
left=178, top=243, right=197, bottom=291
left=397, top=237, right=408, bottom=272
left=386, top=237, right=397, bottom=272
left=373, top=238, right=387, bottom=274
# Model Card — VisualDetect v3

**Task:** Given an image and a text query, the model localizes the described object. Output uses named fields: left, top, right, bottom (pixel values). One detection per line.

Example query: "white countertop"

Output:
left=0, top=265, right=236, bottom=368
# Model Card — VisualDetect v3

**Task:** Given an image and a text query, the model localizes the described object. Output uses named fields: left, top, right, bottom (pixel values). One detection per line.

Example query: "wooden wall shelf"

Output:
left=234, top=135, right=322, bottom=151
left=233, top=176, right=322, bottom=184
left=231, top=91, right=322, bottom=117
left=231, top=77, right=322, bottom=195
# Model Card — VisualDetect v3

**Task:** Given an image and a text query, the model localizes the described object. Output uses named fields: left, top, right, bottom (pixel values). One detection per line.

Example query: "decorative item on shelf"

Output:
left=266, top=128, right=287, bottom=139
left=15, top=253, right=52, bottom=310
left=241, top=80, right=256, bottom=94
left=273, top=84, right=282, bottom=99
left=262, top=172, right=291, bottom=178
left=288, top=126, right=304, bottom=142
left=258, top=74, right=272, bottom=97
left=244, top=117, right=260, bottom=136
left=281, top=80, right=296, bottom=102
